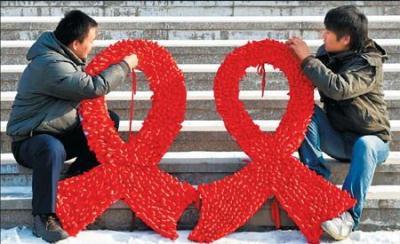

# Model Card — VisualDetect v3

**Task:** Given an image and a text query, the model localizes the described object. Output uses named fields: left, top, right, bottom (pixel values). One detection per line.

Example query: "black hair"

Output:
left=54, top=10, right=98, bottom=46
left=324, top=5, right=368, bottom=51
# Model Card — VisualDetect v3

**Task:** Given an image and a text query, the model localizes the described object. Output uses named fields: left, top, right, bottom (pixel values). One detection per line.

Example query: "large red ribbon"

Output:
left=188, top=39, right=356, bottom=243
left=56, top=40, right=198, bottom=239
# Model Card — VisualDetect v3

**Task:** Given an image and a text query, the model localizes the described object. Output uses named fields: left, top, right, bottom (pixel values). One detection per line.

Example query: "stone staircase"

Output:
left=1, top=1, right=399, bottom=233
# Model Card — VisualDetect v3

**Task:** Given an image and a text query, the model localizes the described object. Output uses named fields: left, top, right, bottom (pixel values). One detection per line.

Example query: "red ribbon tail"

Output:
left=131, top=71, right=137, bottom=95
left=257, top=64, right=267, bottom=97
left=128, top=71, right=137, bottom=141
left=56, top=169, right=117, bottom=236
left=189, top=169, right=271, bottom=243
left=271, top=197, right=281, bottom=229
left=194, top=196, right=202, bottom=210
left=273, top=157, right=356, bottom=243
left=123, top=167, right=198, bottom=240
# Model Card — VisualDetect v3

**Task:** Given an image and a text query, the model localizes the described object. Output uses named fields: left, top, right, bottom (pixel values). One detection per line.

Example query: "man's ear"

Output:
left=341, top=35, right=351, bottom=47
left=68, top=40, right=79, bottom=52
left=72, top=40, right=80, bottom=51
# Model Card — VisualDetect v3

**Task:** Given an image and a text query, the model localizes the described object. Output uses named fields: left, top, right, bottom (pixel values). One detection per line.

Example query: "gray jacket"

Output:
left=301, top=39, right=391, bottom=142
left=6, top=32, right=130, bottom=142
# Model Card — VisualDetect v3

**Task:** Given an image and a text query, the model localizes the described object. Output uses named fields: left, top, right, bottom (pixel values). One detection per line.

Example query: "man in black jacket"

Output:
left=287, top=5, right=391, bottom=241
left=7, top=10, right=138, bottom=242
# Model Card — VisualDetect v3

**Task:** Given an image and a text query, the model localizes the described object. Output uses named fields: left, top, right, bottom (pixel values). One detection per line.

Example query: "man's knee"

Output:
left=108, top=110, right=120, bottom=129
left=354, top=137, right=375, bottom=152
left=34, top=135, right=66, bottom=168
left=353, top=136, right=378, bottom=164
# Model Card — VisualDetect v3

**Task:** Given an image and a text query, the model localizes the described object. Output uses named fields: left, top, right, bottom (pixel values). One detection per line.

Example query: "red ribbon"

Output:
left=188, top=39, right=356, bottom=244
left=56, top=40, right=198, bottom=239
left=128, top=71, right=136, bottom=140
left=271, top=198, right=281, bottom=229
left=257, top=63, right=267, bottom=97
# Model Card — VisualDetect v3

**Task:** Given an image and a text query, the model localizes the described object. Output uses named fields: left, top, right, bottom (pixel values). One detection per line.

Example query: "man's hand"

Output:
left=286, top=37, right=312, bottom=62
left=123, top=54, right=138, bottom=70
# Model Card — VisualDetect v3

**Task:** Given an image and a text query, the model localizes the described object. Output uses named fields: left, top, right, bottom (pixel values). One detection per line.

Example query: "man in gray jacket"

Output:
left=287, top=5, right=391, bottom=241
left=6, top=10, right=138, bottom=242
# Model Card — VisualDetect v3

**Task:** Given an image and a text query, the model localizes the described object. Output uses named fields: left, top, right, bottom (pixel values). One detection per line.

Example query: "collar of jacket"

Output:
left=316, top=39, right=388, bottom=65
left=317, top=47, right=357, bottom=64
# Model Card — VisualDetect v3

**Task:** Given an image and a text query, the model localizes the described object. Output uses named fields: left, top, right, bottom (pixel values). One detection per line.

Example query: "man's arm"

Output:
left=287, top=37, right=377, bottom=101
left=301, top=57, right=377, bottom=101
left=39, top=60, right=130, bottom=101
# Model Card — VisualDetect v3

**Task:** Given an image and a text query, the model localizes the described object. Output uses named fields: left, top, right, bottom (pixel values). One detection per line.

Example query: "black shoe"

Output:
left=33, top=213, right=69, bottom=243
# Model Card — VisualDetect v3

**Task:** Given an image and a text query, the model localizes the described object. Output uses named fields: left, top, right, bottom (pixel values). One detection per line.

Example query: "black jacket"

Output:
left=7, top=32, right=130, bottom=142
left=301, top=39, right=391, bottom=142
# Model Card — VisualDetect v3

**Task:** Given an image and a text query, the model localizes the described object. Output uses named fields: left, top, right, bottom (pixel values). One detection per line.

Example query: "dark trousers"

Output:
left=11, top=110, right=120, bottom=215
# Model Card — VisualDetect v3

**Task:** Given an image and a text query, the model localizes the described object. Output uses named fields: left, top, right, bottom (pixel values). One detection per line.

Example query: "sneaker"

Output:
left=321, top=211, right=354, bottom=240
left=33, top=213, right=69, bottom=243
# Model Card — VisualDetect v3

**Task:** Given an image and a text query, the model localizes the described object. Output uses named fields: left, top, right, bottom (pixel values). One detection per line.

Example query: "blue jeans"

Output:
left=298, top=105, right=390, bottom=228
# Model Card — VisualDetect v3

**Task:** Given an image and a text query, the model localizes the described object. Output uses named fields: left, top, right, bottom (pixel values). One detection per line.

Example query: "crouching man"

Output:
left=6, top=10, right=138, bottom=242
left=287, top=5, right=391, bottom=240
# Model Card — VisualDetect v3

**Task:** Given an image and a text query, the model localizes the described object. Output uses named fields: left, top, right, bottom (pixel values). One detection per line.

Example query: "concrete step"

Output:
left=1, top=16, right=399, bottom=40
left=3, top=73, right=400, bottom=92
left=2, top=90, right=399, bottom=101
left=0, top=1, right=398, bottom=16
left=4, top=46, right=400, bottom=65
left=2, top=66, right=400, bottom=92
left=2, top=130, right=398, bottom=153
left=1, top=120, right=400, bottom=152
left=2, top=91, right=399, bottom=120
left=2, top=39, right=400, bottom=64
left=1, top=151, right=399, bottom=186
left=3, top=39, right=400, bottom=47
left=1, top=24, right=397, bottom=41
left=1, top=1, right=399, bottom=17
left=1, top=185, right=399, bottom=231
left=2, top=16, right=399, bottom=24
left=5, top=63, right=398, bottom=73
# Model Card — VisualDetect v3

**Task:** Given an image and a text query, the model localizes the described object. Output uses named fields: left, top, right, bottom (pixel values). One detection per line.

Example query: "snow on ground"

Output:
left=1, top=227, right=400, bottom=244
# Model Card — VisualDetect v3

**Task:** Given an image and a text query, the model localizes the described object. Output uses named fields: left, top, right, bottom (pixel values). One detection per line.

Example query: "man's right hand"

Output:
left=123, top=54, right=138, bottom=70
